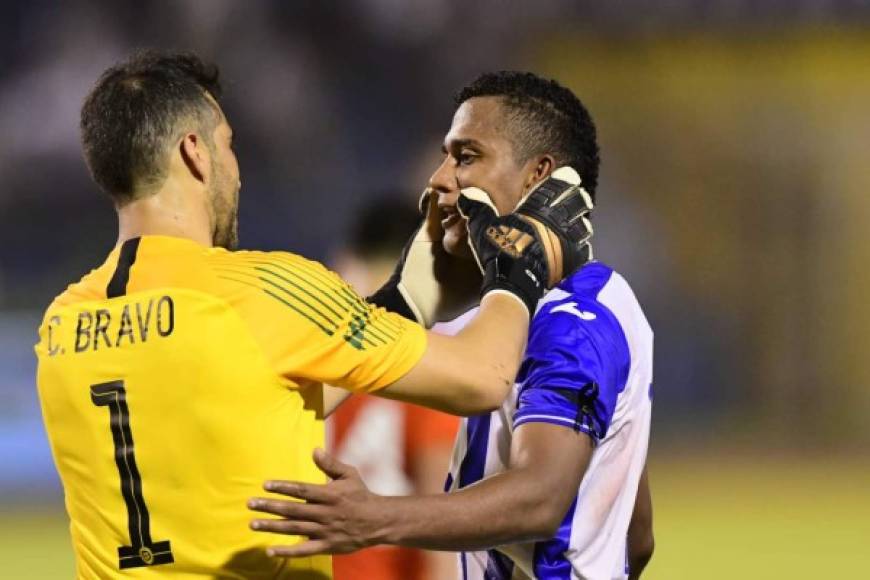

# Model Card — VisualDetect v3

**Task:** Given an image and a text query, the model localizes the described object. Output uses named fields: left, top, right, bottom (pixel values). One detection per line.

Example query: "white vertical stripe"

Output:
left=565, top=271, right=652, bottom=580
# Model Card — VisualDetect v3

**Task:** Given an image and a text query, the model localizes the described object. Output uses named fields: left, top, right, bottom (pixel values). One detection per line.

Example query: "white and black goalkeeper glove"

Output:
left=457, top=166, right=594, bottom=316
left=367, top=189, right=481, bottom=327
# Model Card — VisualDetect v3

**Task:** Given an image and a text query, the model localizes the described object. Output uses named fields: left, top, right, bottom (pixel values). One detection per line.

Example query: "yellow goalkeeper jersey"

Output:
left=34, top=235, right=426, bottom=579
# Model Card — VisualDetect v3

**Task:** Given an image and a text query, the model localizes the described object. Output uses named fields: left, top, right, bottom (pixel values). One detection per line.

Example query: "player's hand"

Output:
left=457, top=166, right=594, bottom=316
left=248, top=448, right=389, bottom=557
left=367, top=189, right=482, bottom=327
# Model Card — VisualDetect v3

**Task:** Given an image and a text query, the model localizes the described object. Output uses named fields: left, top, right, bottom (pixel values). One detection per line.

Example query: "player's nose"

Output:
left=427, top=156, right=456, bottom=196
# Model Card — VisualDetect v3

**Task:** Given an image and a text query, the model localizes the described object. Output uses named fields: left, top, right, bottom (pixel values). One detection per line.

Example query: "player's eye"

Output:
left=457, top=150, right=478, bottom=166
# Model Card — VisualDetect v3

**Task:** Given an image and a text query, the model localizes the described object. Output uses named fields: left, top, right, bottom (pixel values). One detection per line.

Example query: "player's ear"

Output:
left=523, top=155, right=556, bottom=192
left=179, top=132, right=210, bottom=184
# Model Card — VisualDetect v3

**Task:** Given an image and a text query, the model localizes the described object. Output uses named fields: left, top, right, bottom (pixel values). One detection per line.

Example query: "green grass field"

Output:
left=644, top=455, right=870, bottom=579
left=3, top=455, right=868, bottom=579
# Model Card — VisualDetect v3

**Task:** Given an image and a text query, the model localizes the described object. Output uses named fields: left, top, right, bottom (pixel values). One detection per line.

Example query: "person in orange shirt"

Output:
left=330, top=197, right=458, bottom=580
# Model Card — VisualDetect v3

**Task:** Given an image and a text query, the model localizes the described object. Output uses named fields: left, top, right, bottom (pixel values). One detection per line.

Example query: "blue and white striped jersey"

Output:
left=439, top=262, right=653, bottom=580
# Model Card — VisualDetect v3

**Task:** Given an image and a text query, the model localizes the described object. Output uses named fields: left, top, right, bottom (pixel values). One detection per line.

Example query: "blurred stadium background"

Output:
left=3, top=1, right=870, bottom=578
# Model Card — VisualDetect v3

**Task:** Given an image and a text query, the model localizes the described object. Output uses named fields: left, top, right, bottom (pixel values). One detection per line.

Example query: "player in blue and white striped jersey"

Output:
left=248, top=71, right=654, bottom=580
left=439, top=258, right=652, bottom=579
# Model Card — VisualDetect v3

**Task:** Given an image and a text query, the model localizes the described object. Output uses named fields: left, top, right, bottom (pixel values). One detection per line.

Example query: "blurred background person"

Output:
left=328, top=196, right=459, bottom=580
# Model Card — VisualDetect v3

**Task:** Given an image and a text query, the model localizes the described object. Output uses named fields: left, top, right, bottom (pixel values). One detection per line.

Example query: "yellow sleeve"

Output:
left=209, top=249, right=426, bottom=393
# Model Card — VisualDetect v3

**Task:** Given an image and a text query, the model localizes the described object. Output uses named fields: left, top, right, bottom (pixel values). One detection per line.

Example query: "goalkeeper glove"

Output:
left=367, top=189, right=481, bottom=327
left=457, top=166, right=594, bottom=316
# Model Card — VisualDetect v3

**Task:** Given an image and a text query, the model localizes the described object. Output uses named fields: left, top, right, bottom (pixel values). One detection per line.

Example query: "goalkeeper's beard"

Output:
left=209, top=166, right=240, bottom=250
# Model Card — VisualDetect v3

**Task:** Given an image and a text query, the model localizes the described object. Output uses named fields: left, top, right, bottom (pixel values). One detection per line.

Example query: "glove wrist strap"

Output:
left=481, top=255, right=543, bottom=317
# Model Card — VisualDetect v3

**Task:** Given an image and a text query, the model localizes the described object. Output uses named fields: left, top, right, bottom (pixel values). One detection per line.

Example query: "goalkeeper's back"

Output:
left=35, top=235, right=425, bottom=579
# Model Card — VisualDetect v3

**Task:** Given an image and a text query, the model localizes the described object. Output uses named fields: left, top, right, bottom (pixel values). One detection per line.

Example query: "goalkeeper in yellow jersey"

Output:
left=34, top=50, right=593, bottom=579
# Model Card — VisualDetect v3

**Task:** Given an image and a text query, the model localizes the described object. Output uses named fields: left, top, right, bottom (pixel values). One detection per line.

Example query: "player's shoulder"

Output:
left=44, top=254, right=118, bottom=314
left=531, top=262, right=630, bottom=349
left=206, top=246, right=332, bottom=274
left=205, top=247, right=342, bottom=294
left=527, top=263, right=640, bottom=381
left=523, top=262, right=636, bottom=394
left=204, top=247, right=365, bottom=334
left=48, top=272, right=102, bottom=310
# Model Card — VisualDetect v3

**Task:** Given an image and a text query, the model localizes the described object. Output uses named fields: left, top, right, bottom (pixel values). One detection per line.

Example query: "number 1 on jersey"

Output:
left=91, top=380, right=174, bottom=569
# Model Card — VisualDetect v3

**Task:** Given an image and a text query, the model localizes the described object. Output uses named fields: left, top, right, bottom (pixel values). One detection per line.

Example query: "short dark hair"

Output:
left=455, top=71, right=600, bottom=200
left=80, top=50, right=222, bottom=205
left=348, top=195, right=420, bottom=260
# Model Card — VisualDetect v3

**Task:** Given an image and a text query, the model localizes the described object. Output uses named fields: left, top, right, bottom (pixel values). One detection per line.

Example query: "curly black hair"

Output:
left=80, top=50, right=222, bottom=205
left=455, top=71, right=600, bottom=200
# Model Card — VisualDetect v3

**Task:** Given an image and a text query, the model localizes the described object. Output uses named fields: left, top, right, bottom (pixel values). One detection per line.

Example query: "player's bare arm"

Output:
left=315, top=166, right=592, bottom=417
left=248, top=421, right=593, bottom=555
left=627, top=464, right=654, bottom=579
left=377, top=293, right=526, bottom=414
left=322, top=290, right=529, bottom=417
left=318, top=297, right=531, bottom=418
